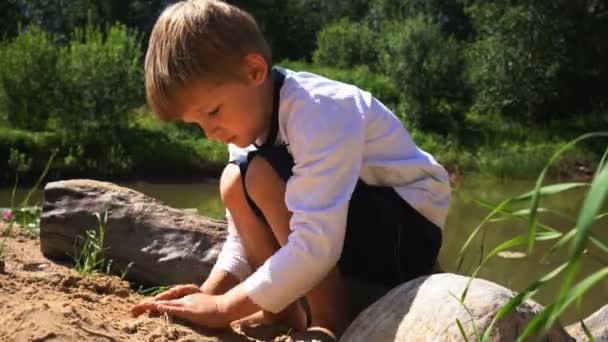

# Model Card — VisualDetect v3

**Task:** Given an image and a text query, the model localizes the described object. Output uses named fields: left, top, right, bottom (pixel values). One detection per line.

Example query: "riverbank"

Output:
left=1, top=105, right=605, bottom=186
left=0, top=118, right=602, bottom=186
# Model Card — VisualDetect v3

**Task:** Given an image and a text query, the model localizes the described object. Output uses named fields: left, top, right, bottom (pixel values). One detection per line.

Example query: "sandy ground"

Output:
left=0, top=223, right=319, bottom=342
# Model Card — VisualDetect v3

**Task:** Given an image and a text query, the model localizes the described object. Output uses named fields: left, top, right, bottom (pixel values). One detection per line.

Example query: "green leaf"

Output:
left=456, top=319, right=470, bottom=342
left=481, top=262, right=567, bottom=342
left=461, top=231, right=560, bottom=303
left=581, top=320, right=595, bottom=342
left=518, top=267, right=608, bottom=340
left=572, top=164, right=608, bottom=259
left=457, top=198, right=512, bottom=272
left=514, top=182, right=588, bottom=202
left=20, top=150, right=56, bottom=208
left=527, top=133, right=608, bottom=254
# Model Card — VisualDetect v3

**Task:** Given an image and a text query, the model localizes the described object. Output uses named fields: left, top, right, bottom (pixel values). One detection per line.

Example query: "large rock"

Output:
left=341, top=273, right=574, bottom=342
left=40, top=179, right=227, bottom=286
left=565, top=304, right=608, bottom=341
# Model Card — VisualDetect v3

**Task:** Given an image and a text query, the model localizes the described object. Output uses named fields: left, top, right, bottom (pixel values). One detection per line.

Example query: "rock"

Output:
left=0, top=259, right=5, bottom=274
left=40, top=179, right=227, bottom=286
left=565, top=304, right=608, bottom=341
left=341, top=273, right=574, bottom=342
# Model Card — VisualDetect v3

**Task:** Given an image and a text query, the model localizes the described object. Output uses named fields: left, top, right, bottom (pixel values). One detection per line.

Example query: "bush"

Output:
left=464, top=2, right=571, bottom=121
left=313, top=19, right=378, bottom=70
left=0, top=26, right=59, bottom=131
left=55, top=22, right=144, bottom=134
left=378, top=16, right=467, bottom=133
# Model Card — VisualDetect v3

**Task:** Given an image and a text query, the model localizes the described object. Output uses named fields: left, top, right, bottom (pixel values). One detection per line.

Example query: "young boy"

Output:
left=130, top=0, right=450, bottom=338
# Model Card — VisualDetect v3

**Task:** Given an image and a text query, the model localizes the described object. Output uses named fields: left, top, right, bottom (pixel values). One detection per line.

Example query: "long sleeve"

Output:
left=241, top=92, right=366, bottom=313
left=211, top=209, right=252, bottom=281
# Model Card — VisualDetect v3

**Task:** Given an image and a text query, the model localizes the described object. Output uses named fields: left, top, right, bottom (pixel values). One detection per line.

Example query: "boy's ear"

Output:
left=242, top=53, right=269, bottom=86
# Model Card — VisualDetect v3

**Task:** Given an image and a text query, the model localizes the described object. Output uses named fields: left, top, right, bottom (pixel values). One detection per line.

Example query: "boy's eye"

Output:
left=208, top=106, right=221, bottom=117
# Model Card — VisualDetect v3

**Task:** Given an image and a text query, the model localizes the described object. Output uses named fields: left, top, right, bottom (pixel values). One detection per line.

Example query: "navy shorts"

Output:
left=232, top=145, right=442, bottom=287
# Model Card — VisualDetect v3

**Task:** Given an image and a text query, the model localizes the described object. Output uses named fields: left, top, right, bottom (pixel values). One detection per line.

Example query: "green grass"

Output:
left=72, top=210, right=110, bottom=276
left=454, top=132, right=608, bottom=341
left=135, top=285, right=171, bottom=297
left=72, top=209, right=134, bottom=279
left=0, top=109, right=227, bottom=185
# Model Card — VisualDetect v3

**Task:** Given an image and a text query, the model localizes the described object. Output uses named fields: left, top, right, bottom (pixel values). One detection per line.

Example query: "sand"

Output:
left=0, top=223, right=318, bottom=342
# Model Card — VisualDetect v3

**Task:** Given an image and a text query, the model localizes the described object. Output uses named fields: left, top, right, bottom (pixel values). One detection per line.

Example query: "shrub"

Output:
left=378, top=16, right=468, bottom=133
left=55, top=22, right=144, bottom=134
left=0, top=26, right=59, bottom=131
left=313, top=19, right=378, bottom=70
left=464, top=2, right=572, bottom=121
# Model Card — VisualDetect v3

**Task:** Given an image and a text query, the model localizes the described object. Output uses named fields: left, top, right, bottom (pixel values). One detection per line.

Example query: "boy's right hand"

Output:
left=130, top=284, right=201, bottom=317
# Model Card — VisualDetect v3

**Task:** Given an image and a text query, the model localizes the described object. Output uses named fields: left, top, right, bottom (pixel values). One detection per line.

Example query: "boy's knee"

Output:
left=219, top=163, right=244, bottom=207
left=244, top=156, right=283, bottom=203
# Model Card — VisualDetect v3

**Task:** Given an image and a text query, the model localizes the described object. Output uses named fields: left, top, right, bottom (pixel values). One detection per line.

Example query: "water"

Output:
left=2, top=176, right=606, bottom=324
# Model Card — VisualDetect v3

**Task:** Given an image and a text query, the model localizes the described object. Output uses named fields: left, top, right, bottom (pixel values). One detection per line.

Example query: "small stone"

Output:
left=31, top=332, right=56, bottom=342
left=123, top=322, right=139, bottom=334
left=0, top=260, right=5, bottom=274
left=62, top=275, right=81, bottom=287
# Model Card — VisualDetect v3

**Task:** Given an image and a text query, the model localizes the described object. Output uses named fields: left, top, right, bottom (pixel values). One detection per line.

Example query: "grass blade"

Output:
left=581, top=320, right=595, bottom=342
left=20, top=150, right=56, bottom=208
left=456, top=319, right=470, bottom=342
left=481, top=263, right=568, bottom=342
left=572, top=164, right=608, bottom=259
left=517, top=266, right=608, bottom=340
left=527, top=132, right=608, bottom=254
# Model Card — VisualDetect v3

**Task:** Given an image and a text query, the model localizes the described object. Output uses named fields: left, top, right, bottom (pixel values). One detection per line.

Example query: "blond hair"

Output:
left=145, top=0, right=272, bottom=121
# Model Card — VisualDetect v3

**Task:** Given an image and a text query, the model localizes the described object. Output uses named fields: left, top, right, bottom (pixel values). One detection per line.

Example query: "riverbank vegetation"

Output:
left=1, top=0, right=606, bottom=184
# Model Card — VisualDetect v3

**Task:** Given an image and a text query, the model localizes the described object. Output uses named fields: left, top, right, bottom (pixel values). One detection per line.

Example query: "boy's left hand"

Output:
left=131, top=291, right=231, bottom=328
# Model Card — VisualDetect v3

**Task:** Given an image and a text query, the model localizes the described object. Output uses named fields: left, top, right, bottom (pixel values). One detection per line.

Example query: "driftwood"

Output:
left=40, top=179, right=227, bottom=286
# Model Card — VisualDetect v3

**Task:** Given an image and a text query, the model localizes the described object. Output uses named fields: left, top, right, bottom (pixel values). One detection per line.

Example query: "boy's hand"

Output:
left=130, top=284, right=201, bottom=317
left=154, top=292, right=230, bottom=328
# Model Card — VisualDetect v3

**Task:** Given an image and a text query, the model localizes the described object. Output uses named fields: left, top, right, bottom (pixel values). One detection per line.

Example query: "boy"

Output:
left=130, top=0, right=450, bottom=338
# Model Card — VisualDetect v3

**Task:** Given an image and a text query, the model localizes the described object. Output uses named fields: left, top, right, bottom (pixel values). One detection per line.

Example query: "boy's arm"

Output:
left=200, top=269, right=240, bottom=295
left=202, top=209, right=252, bottom=294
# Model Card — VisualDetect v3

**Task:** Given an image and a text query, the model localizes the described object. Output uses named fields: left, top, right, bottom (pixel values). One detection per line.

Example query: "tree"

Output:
left=464, top=0, right=597, bottom=121
left=366, top=0, right=471, bottom=40
left=313, top=19, right=377, bottom=69
left=379, top=16, right=467, bottom=133
left=0, top=26, right=59, bottom=131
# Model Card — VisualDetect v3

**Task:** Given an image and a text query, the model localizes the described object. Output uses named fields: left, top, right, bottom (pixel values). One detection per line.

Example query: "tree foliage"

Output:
left=55, top=23, right=144, bottom=133
left=0, top=26, right=59, bottom=131
left=313, top=19, right=377, bottom=70
left=0, top=23, right=143, bottom=133
left=465, top=0, right=608, bottom=120
left=379, top=16, right=467, bottom=132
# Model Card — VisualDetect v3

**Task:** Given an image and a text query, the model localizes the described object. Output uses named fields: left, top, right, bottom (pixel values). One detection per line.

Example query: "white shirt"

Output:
left=212, top=69, right=451, bottom=313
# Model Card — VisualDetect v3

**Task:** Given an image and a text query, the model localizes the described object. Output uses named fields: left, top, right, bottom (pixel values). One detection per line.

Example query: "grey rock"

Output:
left=40, top=179, right=227, bottom=286
left=565, top=304, right=608, bottom=341
left=341, top=273, right=574, bottom=342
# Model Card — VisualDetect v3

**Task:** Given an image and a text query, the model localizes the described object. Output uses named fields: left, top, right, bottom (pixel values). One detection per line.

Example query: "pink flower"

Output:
left=2, top=211, right=13, bottom=222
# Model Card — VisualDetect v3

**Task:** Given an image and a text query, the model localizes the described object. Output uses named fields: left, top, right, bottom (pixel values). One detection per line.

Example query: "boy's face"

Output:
left=175, top=56, right=271, bottom=148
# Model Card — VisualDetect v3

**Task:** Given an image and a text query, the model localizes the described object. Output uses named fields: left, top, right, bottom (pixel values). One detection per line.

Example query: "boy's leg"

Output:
left=219, top=163, right=307, bottom=330
left=246, top=157, right=351, bottom=337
